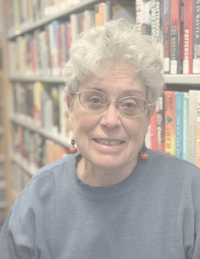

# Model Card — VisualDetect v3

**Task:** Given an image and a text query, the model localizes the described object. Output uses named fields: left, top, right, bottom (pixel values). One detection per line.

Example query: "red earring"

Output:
left=139, top=140, right=148, bottom=160
left=69, top=137, right=78, bottom=154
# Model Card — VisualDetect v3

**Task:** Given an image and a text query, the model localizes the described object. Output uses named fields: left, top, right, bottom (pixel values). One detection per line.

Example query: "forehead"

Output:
left=79, top=63, right=146, bottom=97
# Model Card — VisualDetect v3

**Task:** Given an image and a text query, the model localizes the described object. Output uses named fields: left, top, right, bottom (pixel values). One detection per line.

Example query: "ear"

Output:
left=66, top=94, right=71, bottom=110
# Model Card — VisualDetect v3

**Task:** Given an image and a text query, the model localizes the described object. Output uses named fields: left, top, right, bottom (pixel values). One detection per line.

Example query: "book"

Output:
left=136, top=0, right=142, bottom=33
left=170, top=0, right=181, bottom=74
left=156, top=92, right=165, bottom=152
left=164, top=91, right=175, bottom=155
left=183, top=0, right=193, bottom=74
left=164, top=0, right=171, bottom=73
left=40, top=85, right=53, bottom=131
left=182, top=92, right=189, bottom=160
left=141, top=0, right=151, bottom=35
left=111, top=0, right=136, bottom=24
left=188, top=90, right=198, bottom=164
left=175, top=91, right=184, bottom=158
left=33, top=81, right=45, bottom=127
left=193, top=0, right=200, bottom=74
left=51, top=86, right=60, bottom=134
left=59, top=85, right=68, bottom=137
left=70, top=14, right=80, bottom=41
left=196, top=91, right=200, bottom=167
left=150, top=107, right=157, bottom=150
left=45, top=139, right=55, bottom=164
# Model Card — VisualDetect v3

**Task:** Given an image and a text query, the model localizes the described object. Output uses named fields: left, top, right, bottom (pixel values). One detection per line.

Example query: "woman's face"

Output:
left=68, top=63, right=152, bottom=178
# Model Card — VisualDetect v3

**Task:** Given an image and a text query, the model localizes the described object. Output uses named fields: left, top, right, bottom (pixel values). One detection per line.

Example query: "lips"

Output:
left=94, top=139, right=124, bottom=146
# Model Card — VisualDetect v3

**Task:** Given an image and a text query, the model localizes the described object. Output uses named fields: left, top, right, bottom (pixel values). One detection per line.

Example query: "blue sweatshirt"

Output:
left=0, top=149, right=200, bottom=259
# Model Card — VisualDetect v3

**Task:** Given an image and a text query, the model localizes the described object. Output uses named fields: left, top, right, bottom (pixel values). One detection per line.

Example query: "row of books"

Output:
left=12, top=123, right=70, bottom=170
left=12, top=82, right=71, bottom=137
left=7, top=0, right=136, bottom=76
left=146, top=90, right=200, bottom=167
left=136, top=0, right=200, bottom=74
left=6, top=0, right=83, bottom=30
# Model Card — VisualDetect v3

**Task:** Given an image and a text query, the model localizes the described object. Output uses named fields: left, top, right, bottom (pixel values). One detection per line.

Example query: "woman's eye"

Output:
left=122, top=101, right=137, bottom=108
left=89, top=98, right=101, bottom=103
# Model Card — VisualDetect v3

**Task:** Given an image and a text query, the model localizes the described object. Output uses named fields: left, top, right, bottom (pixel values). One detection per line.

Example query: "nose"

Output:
left=100, top=102, right=120, bottom=130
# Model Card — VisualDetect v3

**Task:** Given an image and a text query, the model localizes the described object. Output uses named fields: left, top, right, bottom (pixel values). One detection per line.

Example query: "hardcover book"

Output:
left=164, top=91, right=175, bottom=155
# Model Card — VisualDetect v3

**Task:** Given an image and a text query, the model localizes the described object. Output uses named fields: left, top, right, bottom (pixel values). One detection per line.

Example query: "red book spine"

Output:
left=183, top=0, right=193, bottom=74
left=170, top=0, right=181, bottom=74
left=150, top=108, right=158, bottom=150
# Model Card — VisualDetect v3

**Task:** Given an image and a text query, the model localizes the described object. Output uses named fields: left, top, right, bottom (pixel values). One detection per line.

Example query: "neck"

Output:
left=76, top=155, right=139, bottom=187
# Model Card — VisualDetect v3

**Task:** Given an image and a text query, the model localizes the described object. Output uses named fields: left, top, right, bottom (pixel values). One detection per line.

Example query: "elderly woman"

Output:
left=1, top=19, right=200, bottom=259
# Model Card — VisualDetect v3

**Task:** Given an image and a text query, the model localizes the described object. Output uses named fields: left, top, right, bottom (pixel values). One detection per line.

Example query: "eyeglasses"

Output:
left=74, top=89, right=152, bottom=117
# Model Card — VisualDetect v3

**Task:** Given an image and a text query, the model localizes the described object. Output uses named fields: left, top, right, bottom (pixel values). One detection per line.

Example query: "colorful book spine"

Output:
left=183, top=0, right=193, bottom=74
left=188, top=90, right=198, bottom=164
left=193, top=0, right=200, bottom=74
left=170, top=0, right=181, bottom=74
left=156, top=92, right=165, bottom=152
left=150, top=108, right=157, bottom=150
left=164, top=0, right=171, bottom=73
left=196, top=91, right=200, bottom=168
left=175, top=92, right=184, bottom=158
left=164, top=91, right=175, bottom=155
left=182, top=92, right=189, bottom=160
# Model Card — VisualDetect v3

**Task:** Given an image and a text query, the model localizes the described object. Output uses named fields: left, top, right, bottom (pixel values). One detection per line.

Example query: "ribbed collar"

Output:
left=68, top=149, right=153, bottom=199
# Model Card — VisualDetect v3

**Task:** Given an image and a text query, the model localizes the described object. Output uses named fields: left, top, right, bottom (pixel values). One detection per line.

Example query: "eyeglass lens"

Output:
left=78, top=90, right=147, bottom=117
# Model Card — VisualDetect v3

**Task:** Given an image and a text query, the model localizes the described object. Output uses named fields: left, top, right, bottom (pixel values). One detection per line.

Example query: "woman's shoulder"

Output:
left=12, top=154, right=78, bottom=211
left=148, top=148, right=200, bottom=176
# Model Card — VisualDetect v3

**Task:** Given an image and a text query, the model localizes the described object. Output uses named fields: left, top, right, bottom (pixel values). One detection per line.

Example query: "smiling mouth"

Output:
left=94, top=139, right=124, bottom=146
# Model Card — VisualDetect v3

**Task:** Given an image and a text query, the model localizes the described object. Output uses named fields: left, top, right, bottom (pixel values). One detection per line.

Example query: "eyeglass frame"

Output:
left=73, top=89, right=153, bottom=118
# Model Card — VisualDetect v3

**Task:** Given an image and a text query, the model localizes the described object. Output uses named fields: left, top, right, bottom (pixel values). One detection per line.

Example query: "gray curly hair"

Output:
left=63, top=18, right=164, bottom=104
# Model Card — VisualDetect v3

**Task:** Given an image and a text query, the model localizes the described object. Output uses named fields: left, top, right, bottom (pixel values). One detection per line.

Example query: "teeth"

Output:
left=96, top=139, right=122, bottom=145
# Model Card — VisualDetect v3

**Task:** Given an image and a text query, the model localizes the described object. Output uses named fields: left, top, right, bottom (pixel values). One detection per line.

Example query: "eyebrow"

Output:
left=85, top=86, right=144, bottom=96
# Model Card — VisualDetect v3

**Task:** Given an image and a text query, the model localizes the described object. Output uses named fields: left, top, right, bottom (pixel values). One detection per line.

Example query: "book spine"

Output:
left=170, top=0, right=181, bottom=74
left=136, top=0, right=142, bottom=33
left=141, top=0, right=151, bottom=35
left=150, top=108, right=157, bottom=150
left=164, top=0, right=171, bottom=73
left=156, top=92, right=165, bottom=152
left=56, top=24, right=62, bottom=76
left=193, top=0, right=200, bottom=74
left=183, top=0, right=193, bottom=74
left=164, top=91, right=175, bottom=155
left=175, top=92, right=184, bottom=158
left=196, top=91, right=200, bottom=167
left=188, top=90, right=198, bottom=164
left=182, top=92, right=189, bottom=160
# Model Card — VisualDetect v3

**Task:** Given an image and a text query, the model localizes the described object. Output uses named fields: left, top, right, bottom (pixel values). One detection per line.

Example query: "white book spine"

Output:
left=188, top=90, right=198, bottom=164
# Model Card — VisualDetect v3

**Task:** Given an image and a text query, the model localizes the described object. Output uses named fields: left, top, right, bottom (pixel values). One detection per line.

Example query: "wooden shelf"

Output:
left=164, top=74, right=200, bottom=85
left=8, top=75, right=65, bottom=83
left=10, top=115, right=71, bottom=148
left=8, top=74, right=200, bottom=85
left=7, top=0, right=103, bottom=39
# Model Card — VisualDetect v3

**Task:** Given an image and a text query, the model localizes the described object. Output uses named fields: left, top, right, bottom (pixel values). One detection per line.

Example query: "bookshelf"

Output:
left=0, top=0, right=200, bottom=215
left=7, top=0, right=104, bottom=39
left=8, top=74, right=200, bottom=85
